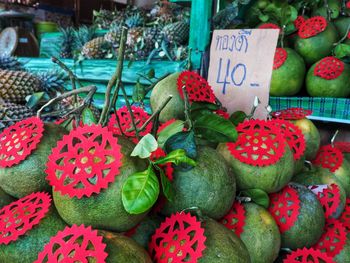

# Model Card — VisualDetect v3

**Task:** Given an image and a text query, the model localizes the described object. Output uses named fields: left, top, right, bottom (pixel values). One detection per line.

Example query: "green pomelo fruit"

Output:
left=291, top=118, right=320, bottom=160
left=53, top=136, right=148, bottom=232
left=99, top=230, right=153, bottom=263
left=0, top=187, right=15, bottom=209
left=200, top=217, right=251, bottom=263
left=279, top=183, right=325, bottom=249
left=293, top=167, right=346, bottom=219
left=333, top=234, right=350, bottom=263
left=306, top=59, right=350, bottom=98
left=0, top=124, right=67, bottom=198
left=334, top=16, right=350, bottom=38
left=239, top=202, right=281, bottom=263
left=294, top=22, right=339, bottom=65
left=217, top=143, right=294, bottom=193
left=161, top=146, right=236, bottom=219
left=294, top=156, right=306, bottom=176
left=270, top=48, right=306, bottom=96
left=0, top=205, right=66, bottom=263
left=150, top=72, right=184, bottom=123
left=312, top=0, right=341, bottom=19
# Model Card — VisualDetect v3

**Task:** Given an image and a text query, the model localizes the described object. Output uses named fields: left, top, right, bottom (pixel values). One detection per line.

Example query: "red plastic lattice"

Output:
left=273, top=48, right=288, bottom=70
left=340, top=199, right=350, bottom=233
left=271, top=108, right=313, bottom=120
left=314, top=219, right=347, bottom=257
left=149, top=212, right=206, bottom=263
left=284, top=248, right=335, bottom=263
left=269, top=185, right=301, bottom=233
left=108, top=106, right=152, bottom=138
left=35, top=224, right=108, bottom=263
left=314, top=56, right=344, bottom=80
left=313, top=145, right=343, bottom=173
left=258, top=23, right=281, bottom=33
left=46, top=124, right=122, bottom=199
left=0, top=192, right=51, bottom=245
left=294, top=16, right=306, bottom=29
left=298, top=16, right=327, bottom=39
left=334, top=142, right=350, bottom=153
left=315, top=184, right=341, bottom=219
left=272, top=119, right=306, bottom=160
left=215, top=109, right=230, bottom=120
left=0, top=117, right=44, bottom=167
left=220, top=202, right=246, bottom=237
left=227, top=120, right=286, bottom=166
left=177, top=71, right=216, bottom=104
left=150, top=148, right=174, bottom=181
left=347, top=1, right=350, bottom=9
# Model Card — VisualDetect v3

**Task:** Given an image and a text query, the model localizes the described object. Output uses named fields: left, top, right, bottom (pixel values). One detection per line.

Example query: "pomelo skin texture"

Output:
left=292, top=167, right=346, bottom=219
left=53, top=136, right=149, bottom=232
left=150, top=72, right=184, bottom=123
left=0, top=187, right=15, bottom=209
left=0, top=124, right=67, bottom=199
left=334, top=17, right=350, bottom=38
left=291, top=118, right=320, bottom=160
left=161, top=146, right=236, bottom=219
left=280, top=184, right=325, bottom=250
left=99, top=230, right=153, bottom=263
left=306, top=60, right=350, bottom=98
left=0, top=206, right=67, bottom=263
left=294, top=23, right=339, bottom=65
left=239, top=203, right=281, bottom=263
left=200, top=217, right=251, bottom=263
left=270, top=48, right=306, bottom=96
left=294, top=156, right=306, bottom=176
left=333, top=234, right=350, bottom=263
left=217, top=143, right=294, bottom=193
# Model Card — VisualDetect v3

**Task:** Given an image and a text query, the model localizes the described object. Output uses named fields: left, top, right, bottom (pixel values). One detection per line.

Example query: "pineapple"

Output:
left=104, top=21, right=122, bottom=46
left=162, top=21, right=189, bottom=45
left=125, top=13, right=145, bottom=29
left=0, top=55, right=22, bottom=71
left=59, top=27, right=76, bottom=59
left=81, top=37, right=111, bottom=59
left=0, top=102, right=34, bottom=128
left=93, top=9, right=117, bottom=30
left=74, top=26, right=96, bottom=51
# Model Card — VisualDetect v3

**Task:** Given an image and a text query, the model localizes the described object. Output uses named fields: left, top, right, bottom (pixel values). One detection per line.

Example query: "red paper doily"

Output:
left=312, top=145, right=343, bottom=173
left=273, top=48, right=288, bottom=70
left=272, top=119, right=306, bottom=160
left=0, top=192, right=51, bottom=245
left=177, top=71, right=216, bottom=104
left=334, top=142, right=350, bottom=153
left=258, top=23, right=281, bottom=33
left=269, top=185, right=301, bottom=233
left=340, top=199, right=350, bottom=233
left=215, top=109, right=230, bottom=120
left=271, top=108, right=312, bottom=120
left=108, top=106, right=152, bottom=138
left=35, top=224, right=108, bottom=263
left=149, top=212, right=206, bottom=263
left=220, top=202, right=246, bottom=237
left=227, top=120, right=286, bottom=166
left=313, top=184, right=341, bottom=219
left=150, top=148, right=174, bottom=181
left=284, top=248, right=335, bottom=263
left=0, top=117, right=44, bottom=168
left=347, top=1, right=350, bottom=9
left=46, top=124, right=122, bottom=199
left=294, top=16, right=306, bottom=30
left=298, top=16, right=327, bottom=39
left=314, top=219, right=347, bottom=257
left=314, top=56, right=345, bottom=80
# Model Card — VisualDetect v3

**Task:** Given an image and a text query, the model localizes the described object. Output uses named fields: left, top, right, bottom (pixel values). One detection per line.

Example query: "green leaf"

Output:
left=241, top=189, right=270, bottom=208
left=131, top=134, right=158, bottom=159
left=82, top=108, right=97, bottom=125
left=230, top=111, right=247, bottom=126
left=259, top=13, right=270, bottom=22
left=281, top=5, right=298, bottom=25
left=154, top=149, right=196, bottom=167
left=147, top=68, right=155, bottom=79
left=159, top=168, right=174, bottom=202
left=122, top=166, right=160, bottom=214
left=190, top=102, right=220, bottom=112
left=334, top=44, right=350, bottom=59
left=132, top=81, right=146, bottom=103
left=26, top=92, right=45, bottom=109
left=157, top=120, right=185, bottom=148
left=194, top=114, right=238, bottom=143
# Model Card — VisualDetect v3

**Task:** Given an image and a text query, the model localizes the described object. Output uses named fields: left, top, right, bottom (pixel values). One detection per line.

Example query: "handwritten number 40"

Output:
left=217, top=58, right=247, bottom=94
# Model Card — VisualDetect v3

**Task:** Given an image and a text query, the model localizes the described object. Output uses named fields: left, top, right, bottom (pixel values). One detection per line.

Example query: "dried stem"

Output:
left=182, top=86, right=193, bottom=130
left=144, top=73, right=171, bottom=93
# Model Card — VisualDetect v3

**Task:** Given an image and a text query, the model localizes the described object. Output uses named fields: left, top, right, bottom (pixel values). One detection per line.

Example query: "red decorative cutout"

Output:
left=347, top=1, right=350, bottom=9
left=312, top=145, right=343, bottom=173
left=334, top=142, right=350, bottom=153
left=273, top=48, right=288, bottom=70
left=348, top=31, right=350, bottom=39
left=269, top=185, right=301, bottom=233
left=215, top=109, right=230, bottom=120
left=272, top=119, right=306, bottom=160
left=150, top=148, right=174, bottom=181
left=0, top=117, right=44, bottom=168
left=0, top=192, right=51, bottom=245
left=316, top=184, right=341, bottom=219
left=177, top=71, right=216, bottom=104
left=149, top=212, right=206, bottom=263
left=298, top=16, right=327, bottom=39
left=284, top=248, right=335, bottom=263
left=258, top=23, right=281, bottom=33
left=227, top=120, right=286, bottom=166
left=314, top=219, right=347, bottom=257
left=294, top=16, right=306, bottom=30
left=340, top=199, right=350, bottom=233
left=35, top=224, right=108, bottom=263
left=271, top=108, right=313, bottom=120
left=46, top=125, right=122, bottom=199
left=220, top=202, right=246, bottom=237
left=314, top=57, right=345, bottom=80
left=108, top=106, right=152, bottom=138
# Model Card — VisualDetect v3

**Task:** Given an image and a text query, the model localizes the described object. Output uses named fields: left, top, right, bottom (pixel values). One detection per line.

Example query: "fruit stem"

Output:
left=324, top=0, right=332, bottom=21
left=331, top=130, right=339, bottom=147
left=333, top=24, right=350, bottom=46
left=182, top=86, right=193, bottom=130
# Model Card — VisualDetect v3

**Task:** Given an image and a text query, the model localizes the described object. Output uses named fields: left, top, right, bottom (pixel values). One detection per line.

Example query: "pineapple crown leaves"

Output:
left=125, top=13, right=145, bottom=29
left=74, top=25, right=97, bottom=50
left=34, top=70, right=67, bottom=93
left=0, top=54, right=23, bottom=71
